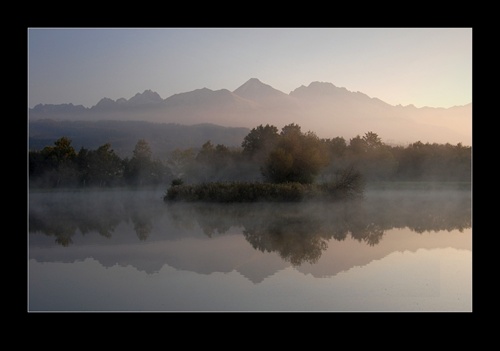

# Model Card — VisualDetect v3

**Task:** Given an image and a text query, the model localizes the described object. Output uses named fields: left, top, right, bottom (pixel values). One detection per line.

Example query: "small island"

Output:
left=165, top=123, right=365, bottom=203
left=164, top=166, right=364, bottom=203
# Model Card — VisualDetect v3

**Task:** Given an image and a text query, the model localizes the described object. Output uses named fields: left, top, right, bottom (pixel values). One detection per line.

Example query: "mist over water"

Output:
left=29, top=186, right=471, bottom=250
left=28, top=185, right=471, bottom=311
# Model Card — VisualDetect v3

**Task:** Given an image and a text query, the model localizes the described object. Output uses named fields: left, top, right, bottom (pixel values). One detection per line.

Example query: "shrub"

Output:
left=171, top=178, right=184, bottom=186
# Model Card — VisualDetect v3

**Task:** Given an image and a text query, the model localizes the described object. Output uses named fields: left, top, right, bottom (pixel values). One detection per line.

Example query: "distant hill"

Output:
left=29, top=78, right=472, bottom=145
left=28, top=120, right=250, bottom=159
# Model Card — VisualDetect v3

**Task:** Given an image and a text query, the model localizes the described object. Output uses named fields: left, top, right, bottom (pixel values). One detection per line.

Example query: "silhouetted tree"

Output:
left=362, top=131, right=383, bottom=149
left=262, top=124, right=329, bottom=184
left=346, top=132, right=396, bottom=180
left=326, top=136, right=347, bottom=159
left=242, top=124, right=279, bottom=162
left=49, top=136, right=77, bottom=161
left=167, top=148, right=196, bottom=179
left=348, top=135, right=367, bottom=156
left=124, top=139, right=166, bottom=186
left=133, top=139, right=152, bottom=160
left=30, top=137, right=79, bottom=187
left=82, top=143, right=123, bottom=186
left=196, top=140, right=215, bottom=162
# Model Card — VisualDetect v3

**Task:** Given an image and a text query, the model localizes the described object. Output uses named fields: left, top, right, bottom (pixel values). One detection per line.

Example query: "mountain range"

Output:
left=29, top=78, right=472, bottom=145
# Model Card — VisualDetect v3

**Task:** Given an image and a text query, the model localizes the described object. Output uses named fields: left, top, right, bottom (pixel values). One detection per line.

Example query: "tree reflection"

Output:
left=126, top=202, right=156, bottom=241
left=29, top=201, right=81, bottom=246
left=167, top=189, right=471, bottom=266
left=132, top=218, right=153, bottom=241
left=29, top=188, right=471, bottom=263
left=42, top=224, right=77, bottom=247
left=243, top=214, right=328, bottom=265
left=240, top=203, right=385, bottom=265
left=350, top=223, right=385, bottom=246
left=29, top=198, right=122, bottom=244
left=78, top=214, right=120, bottom=239
left=166, top=201, right=391, bottom=266
left=28, top=191, right=159, bottom=245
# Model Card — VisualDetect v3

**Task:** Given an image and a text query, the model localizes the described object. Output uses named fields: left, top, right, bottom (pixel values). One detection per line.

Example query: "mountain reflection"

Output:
left=29, top=189, right=471, bottom=265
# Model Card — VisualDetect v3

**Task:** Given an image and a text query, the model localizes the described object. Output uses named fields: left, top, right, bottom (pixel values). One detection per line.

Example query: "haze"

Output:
left=28, top=28, right=472, bottom=110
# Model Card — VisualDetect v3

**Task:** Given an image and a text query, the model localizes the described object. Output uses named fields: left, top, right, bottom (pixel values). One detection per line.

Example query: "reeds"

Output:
left=164, top=168, right=364, bottom=202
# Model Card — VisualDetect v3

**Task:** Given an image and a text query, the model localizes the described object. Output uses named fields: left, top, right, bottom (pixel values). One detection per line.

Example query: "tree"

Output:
left=124, top=139, right=165, bottom=186
left=133, top=139, right=152, bottom=160
left=262, top=124, right=329, bottom=184
left=242, top=124, right=279, bottom=161
left=167, top=148, right=196, bottom=179
left=346, top=132, right=396, bottom=180
left=280, top=123, right=302, bottom=137
left=35, top=137, right=78, bottom=187
left=192, top=141, right=243, bottom=182
left=50, top=137, right=77, bottom=162
left=263, top=148, right=294, bottom=183
left=82, top=143, right=123, bottom=186
left=326, top=137, right=347, bottom=159
left=362, top=131, right=382, bottom=150
left=196, top=140, right=215, bottom=162
left=348, top=135, right=367, bottom=155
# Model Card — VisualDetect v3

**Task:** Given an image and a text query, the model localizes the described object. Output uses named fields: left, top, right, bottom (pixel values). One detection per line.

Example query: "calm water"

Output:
left=28, top=186, right=472, bottom=312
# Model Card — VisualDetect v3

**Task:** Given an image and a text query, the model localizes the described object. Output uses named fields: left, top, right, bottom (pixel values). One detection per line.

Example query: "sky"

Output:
left=28, top=28, right=472, bottom=109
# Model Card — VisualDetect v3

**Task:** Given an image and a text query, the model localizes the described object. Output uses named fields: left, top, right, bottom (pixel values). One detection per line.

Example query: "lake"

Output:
left=28, top=184, right=472, bottom=312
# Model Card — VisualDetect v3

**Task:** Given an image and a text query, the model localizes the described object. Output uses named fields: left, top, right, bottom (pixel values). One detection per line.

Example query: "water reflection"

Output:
left=29, top=190, right=161, bottom=245
left=28, top=188, right=471, bottom=311
left=165, top=189, right=470, bottom=265
left=29, top=188, right=471, bottom=267
left=29, top=246, right=472, bottom=311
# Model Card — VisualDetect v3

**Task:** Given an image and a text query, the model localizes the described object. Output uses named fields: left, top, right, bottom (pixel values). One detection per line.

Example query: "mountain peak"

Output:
left=290, top=81, right=352, bottom=99
left=127, top=90, right=163, bottom=105
left=247, top=77, right=263, bottom=84
left=94, top=97, right=117, bottom=109
left=233, top=78, right=287, bottom=100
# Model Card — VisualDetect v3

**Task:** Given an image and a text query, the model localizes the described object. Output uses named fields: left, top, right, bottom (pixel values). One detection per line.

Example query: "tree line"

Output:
left=28, top=123, right=471, bottom=188
left=29, top=138, right=167, bottom=188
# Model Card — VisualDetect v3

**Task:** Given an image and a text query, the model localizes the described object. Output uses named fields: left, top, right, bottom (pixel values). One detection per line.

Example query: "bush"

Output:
left=171, top=178, right=184, bottom=186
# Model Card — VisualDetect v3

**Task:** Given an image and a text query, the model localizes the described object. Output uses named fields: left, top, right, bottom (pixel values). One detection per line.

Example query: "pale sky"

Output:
left=28, top=28, right=472, bottom=109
